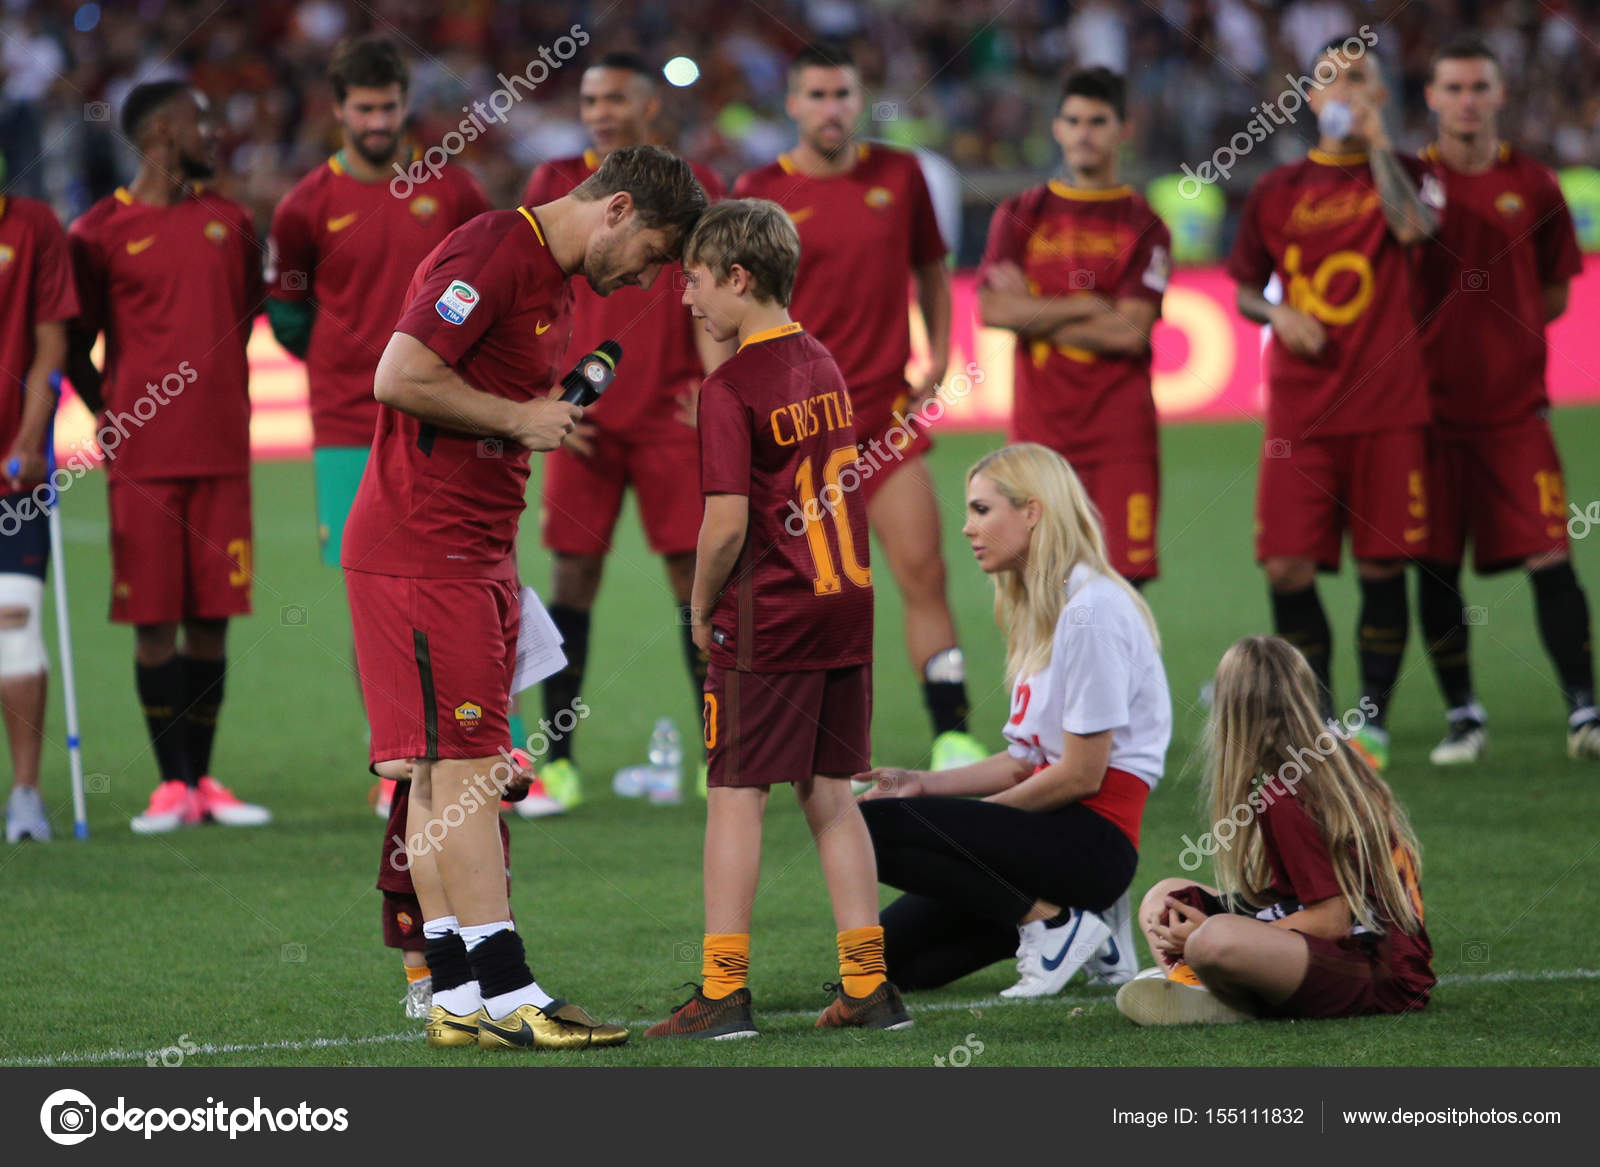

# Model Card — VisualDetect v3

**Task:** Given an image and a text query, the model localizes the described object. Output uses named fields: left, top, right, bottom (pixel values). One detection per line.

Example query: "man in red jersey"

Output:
left=0, top=188, right=77, bottom=844
left=646, top=198, right=910, bottom=1038
left=735, top=42, right=984, bottom=771
left=520, top=52, right=729, bottom=809
left=266, top=35, right=500, bottom=1020
left=66, top=82, right=271, bottom=834
left=978, top=67, right=1171, bottom=586
left=1412, top=37, right=1597, bottom=764
left=1228, top=38, right=1440, bottom=768
left=343, top=145, right=706, bottom=1050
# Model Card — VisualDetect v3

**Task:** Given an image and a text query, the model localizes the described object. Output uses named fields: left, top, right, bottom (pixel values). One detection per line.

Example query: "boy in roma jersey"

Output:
left=646, top=199, right=912, bottom=1038
left=978, top=67, right=1171, bottom=585
left=1227, top=36, right=1439, bottom=767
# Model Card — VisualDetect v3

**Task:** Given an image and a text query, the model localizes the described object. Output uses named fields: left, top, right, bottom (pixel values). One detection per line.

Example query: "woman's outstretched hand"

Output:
left=854, top=768, right=925, bottom=801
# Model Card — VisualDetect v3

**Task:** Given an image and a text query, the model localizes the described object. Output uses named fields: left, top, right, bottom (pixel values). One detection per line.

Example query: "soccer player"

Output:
left=0, top=188, right=77, bottom=843
left=735, top=43, right=984, bottom=770
left=66, top=82, right=271, bottom=833
left=1412, top=37, right=1598, bottom=763
left=520, top=52, right=729, bottom=808
left=978, top=68, right=1171, bottom=587
left=1227, top=37, right=1439, bottom=767
left=266, top=35, right=500, bottom=1015
left=645, top=198, right=912, bottom=1038
left=342, top=145, right=705, bottom=1049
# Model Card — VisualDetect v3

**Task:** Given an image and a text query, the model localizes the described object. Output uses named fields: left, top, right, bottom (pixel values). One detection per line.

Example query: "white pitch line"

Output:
left=6, top=968, right=1595, bottom=1068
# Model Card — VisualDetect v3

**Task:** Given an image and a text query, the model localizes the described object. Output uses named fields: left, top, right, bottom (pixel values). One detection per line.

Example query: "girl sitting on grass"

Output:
left=1118, top=635, right=1435, bottom=1026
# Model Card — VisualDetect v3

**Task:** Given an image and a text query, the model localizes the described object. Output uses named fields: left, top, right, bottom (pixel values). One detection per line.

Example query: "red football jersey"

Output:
left=522, top=150, right=723, bottom=435
left=1414, top=143, right=1583, bottom=430
left=0, top=195, right=79, bottom=488
left=268, top=151, right=491, bottom=448
left=698, top=323, right=872, bottom=672
left=734, top=144, right=946, bottom=406
left=979, top=181, right=1171, bottom=464
left=1228, top=151, right=1431, bottom=440
left=341, top=208, right=575, bottom=580
left=68, top=186, right=262, bottom=479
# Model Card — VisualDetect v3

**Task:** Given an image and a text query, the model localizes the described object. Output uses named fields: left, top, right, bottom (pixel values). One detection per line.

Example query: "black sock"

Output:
left=1357, top=573, right=1409, bottom=727
left=1271, top=584, right=1333, bottom=716
left=180, top=654, right=226, bottom=780
left=1531, top=561, right=1596, bottom=718
left=467, top=928, right=534, bottom=1000
left=542, top=605, right=591, bottom=763
left=423, top=933, right=472, bottom=993
left=677, top=604, right=709, bottom=701
left=1417, top=561, right=1476, bottom=713
left=923, top=681, right=969, bottom=736
left=136, top=657, right=193, bottom=787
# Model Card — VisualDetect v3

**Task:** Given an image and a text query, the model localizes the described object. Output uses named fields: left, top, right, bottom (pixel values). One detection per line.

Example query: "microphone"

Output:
left=557, top=340, right=623, bottom=406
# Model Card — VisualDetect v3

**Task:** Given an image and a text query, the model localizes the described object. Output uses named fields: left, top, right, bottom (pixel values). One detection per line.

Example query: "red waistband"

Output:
left=1081, top=767, right=1149, bottom=849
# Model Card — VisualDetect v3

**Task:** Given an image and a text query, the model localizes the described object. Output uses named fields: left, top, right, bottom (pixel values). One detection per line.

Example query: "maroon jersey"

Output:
left=522, top=150, right=723, bottom=434
left=0, top=195, right=78, bottom=486
left=734, top=145, right=945, bottom=406
left=698, top=322, right=872, bottom=672
left=979, top=181, right=1171, bottom=464
left=1258, top=788, right=1434, bottom=1002
left=1415, top=143, right=1583, bottom=431
left=1228, top=151, right=1432, bottom=441
left=68, top=186, right=262, bottom=479
left=268, top=151, right=491, bottom=448
left=341, top=208, right=574, bottom=580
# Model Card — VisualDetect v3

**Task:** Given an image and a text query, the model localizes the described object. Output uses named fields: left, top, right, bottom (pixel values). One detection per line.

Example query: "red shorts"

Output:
left=852, top=382, right=933, bottom=507
left=1255, top=427, right=1428, bottom=569
left=346, top=570, right=517, bottom=763
left=108, top=475, right=252, bottom=624
left=703, top=662, right=871, bottom=787
left=1277, top=931, right=1434, bottom=1019
left=1426, top=416, right=1570, bottom=572
left=378, top=780, right=511, bottom=951
left=541, top=427, right=702, bottom=556
left=1075, top=457, right=1160, bottom=581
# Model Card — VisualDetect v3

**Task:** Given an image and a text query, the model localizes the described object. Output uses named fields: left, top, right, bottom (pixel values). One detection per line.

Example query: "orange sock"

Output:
left=701, top=933, right=750, bottom=999
left=837, top=925, right=887, bottom=997
left=405, top=963, right=431, bottom=984
left=1167, top=961, right=1202, bottom=986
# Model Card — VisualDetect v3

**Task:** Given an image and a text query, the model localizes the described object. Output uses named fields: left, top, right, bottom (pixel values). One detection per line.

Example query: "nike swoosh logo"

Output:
left=1099, top=933, right=1120, bottom=966
left=126, top=236, right=157, bottom=255
left=438, top=1017, right=478, bottom=1034
left=1039, top=913, right=1085, bottom=972
left=789, top=207, right=814, bottom=225
left=479, top=1016, right=532, bottom=1043
left=326, top=212, right=359, bottom=232
left=535, top=321, right=551, bottom=334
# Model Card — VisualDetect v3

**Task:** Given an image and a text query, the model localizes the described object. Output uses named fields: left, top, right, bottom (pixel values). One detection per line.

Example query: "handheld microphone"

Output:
left=558, top=340, right=623, bottom=406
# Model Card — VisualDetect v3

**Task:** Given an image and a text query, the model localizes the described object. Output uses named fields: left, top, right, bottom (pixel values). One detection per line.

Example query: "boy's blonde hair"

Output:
left=682, top=198, right=801, bottom=306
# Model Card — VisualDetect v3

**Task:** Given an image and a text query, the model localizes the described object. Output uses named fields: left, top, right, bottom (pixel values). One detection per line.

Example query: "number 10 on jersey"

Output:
left=794, top=446, right=871, bottom=596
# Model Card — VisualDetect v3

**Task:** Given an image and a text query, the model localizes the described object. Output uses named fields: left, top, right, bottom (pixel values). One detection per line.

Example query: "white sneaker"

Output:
left=1115, top=974, right=1255, bottom=1026
left=511, top=780, right=566, bottom=819
left=1000, top=909, right=1113, bottom=998
left=1569, top=716, right=1600, bottom=761
left=1429, top=718, right=1487, bottom=765
left=1085, top=893, right=1138, bottom=986
left=404, top=975, right=433, bottom=1020
left=5, top=785, right=52, bottom=843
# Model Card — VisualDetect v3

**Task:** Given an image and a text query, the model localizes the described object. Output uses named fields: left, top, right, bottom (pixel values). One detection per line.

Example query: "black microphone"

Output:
left=558, top=340, right=623, bottom=406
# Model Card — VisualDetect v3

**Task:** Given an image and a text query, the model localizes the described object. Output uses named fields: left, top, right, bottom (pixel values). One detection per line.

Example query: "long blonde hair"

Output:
left=968, top=443, right=1159, bottom=686
left=1203, top=636, right=1425, bottom=935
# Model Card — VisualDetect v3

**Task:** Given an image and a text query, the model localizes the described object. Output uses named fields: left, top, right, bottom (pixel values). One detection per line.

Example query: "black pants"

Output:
left=861, top=795, right=1138, bottom=991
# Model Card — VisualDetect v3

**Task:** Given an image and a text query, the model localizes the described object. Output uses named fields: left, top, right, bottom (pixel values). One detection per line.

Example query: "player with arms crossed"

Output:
left=647, top=199, right=912, bottom=1038
left=1228, top=37, right=1438, bottom=766
left=67, top=83, right=270, bottom=833
left=520, top=52, right=729, bottom=807
left=0, top=186, right=77, bottom=842
left=1412, top=37, right=1598, bottom=763
left=978, top=68, right=1171, bottom=587
left=343, top=146, right=706, bottom=1050
left=736, top=43, right=983, bottom=770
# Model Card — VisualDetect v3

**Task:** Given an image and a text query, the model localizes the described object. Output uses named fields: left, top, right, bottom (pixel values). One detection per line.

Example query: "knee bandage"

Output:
left=0, top=574, right=48, bottom=678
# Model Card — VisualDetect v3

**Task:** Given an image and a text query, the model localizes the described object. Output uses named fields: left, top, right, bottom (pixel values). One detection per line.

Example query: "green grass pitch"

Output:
left=4, top=415, right=1598, bottom=1067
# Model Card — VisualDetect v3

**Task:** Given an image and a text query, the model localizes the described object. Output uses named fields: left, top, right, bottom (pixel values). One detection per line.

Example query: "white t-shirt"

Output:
left=1002, top=565, right=1172, bottom=788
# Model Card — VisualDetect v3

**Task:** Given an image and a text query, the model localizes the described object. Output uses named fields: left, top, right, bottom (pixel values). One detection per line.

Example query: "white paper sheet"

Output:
left=511, top=586, right=566, bottom=694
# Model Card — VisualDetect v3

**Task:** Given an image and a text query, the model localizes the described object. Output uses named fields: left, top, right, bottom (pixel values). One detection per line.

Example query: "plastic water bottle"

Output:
left=1318, top=99, right=1353, bottom=142
left=646, top=718, right=683, bottom=804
